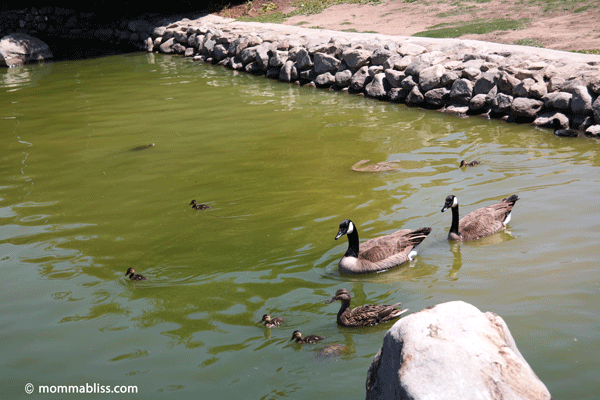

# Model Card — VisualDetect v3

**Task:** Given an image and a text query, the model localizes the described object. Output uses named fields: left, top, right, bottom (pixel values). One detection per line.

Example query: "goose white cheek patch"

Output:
left=347, top=222, right=354, bottom=234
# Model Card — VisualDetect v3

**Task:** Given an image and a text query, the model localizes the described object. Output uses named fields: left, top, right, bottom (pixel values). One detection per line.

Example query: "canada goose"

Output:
left=325, top=288, right=408, bottom=327
left=290, top=330, right=325, bottom=344
left=125, top=267, right=147, bottom=281
left=351, top=159, right=401, bottom=172
left=130, top=143, right=155, bottom=151
left=441, top=194, right=519, bottom=241
left=190, top=199, right=210, bottom=210
left=259, top=314, right=284, bottom=328
left=460, top=160, right=480, bottom=167
left=552, top=118, right=578, bottom=137
left=334, top=219, right=431, bottom=274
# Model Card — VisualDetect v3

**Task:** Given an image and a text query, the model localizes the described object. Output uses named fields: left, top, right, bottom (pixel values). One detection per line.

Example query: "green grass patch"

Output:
left=238, top=11, right=286, bottom=23
left=512, top=38, right=545, bottom=47
left=413, top=18, right=530, bottom=38
left=573, top=49, right=600, bottom=54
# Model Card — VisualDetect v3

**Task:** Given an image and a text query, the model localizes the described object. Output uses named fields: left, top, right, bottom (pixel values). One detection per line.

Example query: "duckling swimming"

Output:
left=325, top=288, right=407, bottom=327
left=460, top=160, right=480, bottom=167
left=290, top=330, right=325, bottom=344
left=552, top=118, right=578, bottom=137
left=125, top=267, right=147, bottom=281
left=259, top=314, right=284, bottom=328
left=190, top=200, right=210, bottom=210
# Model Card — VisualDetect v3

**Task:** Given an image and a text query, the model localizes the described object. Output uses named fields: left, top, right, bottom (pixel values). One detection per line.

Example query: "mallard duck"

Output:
left=334, top=219, right=431, bottom=274
left=325, top=288, right=407, bottom=327
left=552, top=118, right=578, bottom=137
left=259, top=314, right=284, bottom=328
left=290, top=330, right=325, bottom=344
left=441, top=194, right=519, bottom=241
left=190, top=200, right=210, bottom=210
left=125, top=267, right=147, bottom=281
left=130, top=143, right=155, bottom=151
left=460, top=159, right=480, bottom=167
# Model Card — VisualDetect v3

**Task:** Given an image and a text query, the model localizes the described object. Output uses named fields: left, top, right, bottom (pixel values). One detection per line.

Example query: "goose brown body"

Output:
left=335, top=219, right=431, bottom=274
left=125, top=267, right=146, bottom=281
left=290, top=330, right=325, bottom=344
left=441, top=194, right=519, bottom=241
left=259, top=314, right=284, bottom=328
left=325, top=288, right=408, bottom=327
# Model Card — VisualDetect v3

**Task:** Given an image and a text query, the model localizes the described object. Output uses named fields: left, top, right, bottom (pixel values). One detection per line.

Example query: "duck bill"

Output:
left=325, top=296, right=336, bottom=304
left=441, top=205, right=449, bottom=213
left=334, top=229, right=345, bottom=240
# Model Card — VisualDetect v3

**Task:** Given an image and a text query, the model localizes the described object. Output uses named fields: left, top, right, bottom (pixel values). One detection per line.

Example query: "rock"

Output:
left=398, top=42, right=426, bottom=56
left=279, top=60, right=296, bottom=82
left=365, top=73, right=389, bottom=99
left=469, top=93, right=489, bottom=112
left=371, top=48, right=392, bottom=66
left=585, top=125, right=600, bottom=136
left=255, top=44, right=270, bottom=70
left=365, top=301, right=551, bottom=400
left=491, top=92, right=513, bottom=114
left=350, top=66, right=371, bottom=92
left=314, top=52, right=340, bottom=74
left=449, top=78, right=473, bottom=105
left=511, top=97, right=544, bottom=118
left=294, top=47, right=312, bottom=70
left=569, top=85, right=593, bottom=115
left=406, top=85, right=424, bottom=106
left=213, top=44, right=228, bottom=61
left=269, top=50, right=288, bottom=68
left=543, top=92, right=572, bottom=111
left=400, top=75, right=417, bottom=91
left=159, top=37, right=176, bottom=54
left=405, top=54, right=432, bottom=77
left=393, top=55, right=413, bottom=71
left=593, top=96, right=600, bottom=124
left=315, top=72, right=335, bottom=87
left=388, top=88, right=408, bottom=103
left=385, top=69, right=405, bottom=88
left=473, top=69, right=500, bottom=95
left=0, top=33, right=53, bottom=66
left=424, top=87, right=450, bottom=107
left=498, top=71, right=521, bottom=95
left=343, top=48, right=370, bottom=69
left=335, top=69, right=353, bottom=88
left=419, top=64, right=446, bottom=92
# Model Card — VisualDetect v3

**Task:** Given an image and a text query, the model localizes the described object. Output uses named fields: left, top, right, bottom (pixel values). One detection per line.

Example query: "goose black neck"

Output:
left=449, top=206, right=460, bottom=235
left=344, top=228, right=360, bottom=258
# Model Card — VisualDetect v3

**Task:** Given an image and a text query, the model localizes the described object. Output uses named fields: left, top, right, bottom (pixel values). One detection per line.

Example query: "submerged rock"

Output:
left=365, top=301, right=551, bottom=400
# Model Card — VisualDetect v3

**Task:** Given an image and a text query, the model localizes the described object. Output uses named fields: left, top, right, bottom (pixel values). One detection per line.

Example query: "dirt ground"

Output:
left=216, top=0, right=600, bottom=52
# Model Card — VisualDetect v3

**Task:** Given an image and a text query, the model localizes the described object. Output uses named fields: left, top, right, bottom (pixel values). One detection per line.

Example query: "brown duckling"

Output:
left=259, top=314, right=284, bottom=328
left=290, top=330, right=325, bottom=344
left=130, top=143, right=155, bottom=151
left=325, top=288, right=407, bottom=327
left=190, top=199, right=210, bottom=210
left=460, top=160, right=480, bottom=167
left=125, top=267, right=147, bottom=281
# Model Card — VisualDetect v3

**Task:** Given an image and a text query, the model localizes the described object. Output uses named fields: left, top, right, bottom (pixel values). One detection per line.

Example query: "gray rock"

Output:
left=449, top=78, right=473, bottom=105
left=400, top=75, right=417, bottom=91
left=269, top=50, right=288, bottom=67
left=365, top=73, right=389, bottom=99
left=365, top=301, right=551, bottom=400
left=294, top=47, right=313, bottom=70
left=315, top=72, right=335, bottom=87
left=335, top=69, right=353, bottom=87
left=385, top=69, right=405, bottom=88
left=0, top=33, right=53, bottom=66
left=398, top=42, right=426, bottom=56
left=240, top=45, right=258, bottom=64
left=593, top=96, right=600, bottom=124
left=491, top=92, right=513, bottom=114
left=371, top=48, right=392, bottom=66
left=393, top=55, right=413, bottom=71
left=498, top=71, right=520, bottom=95
left=255, top=45, right=270, bottom=70
left=159, top=37, right=176, bottom=54
left=343, top=48, right=370, bottom=69
left=585, top=124, right=600, bottom=136
left=461, top=66, right=481, bottom=81
left=406, top=85, right=424, bottom=105
left=405, top=54, right=432, bottom=77
left=469, top=93, right=489, bottom=111
left=213, top=44, right=228, bottom=61
left=389, top=88, right=409, bottom=103
left=424, top=87, right=450, bottom=107
left=543, top=92, right=572, bottom=111
left=203, top=38, right=216, bottom=55
left=419, top=64, right=446, bottom=92
left=570, top=85, right=593, bottom=115
left=511, top=97, right=544, bottom=118
left=474, top=69, right=500, bottom=95
left=314, top=52, right=340, bottom=74
left=368, top=65, right=384, bottom=77
left=350, top=66, right=371, bottom=91
left=279, top=59, right=296, bottom=82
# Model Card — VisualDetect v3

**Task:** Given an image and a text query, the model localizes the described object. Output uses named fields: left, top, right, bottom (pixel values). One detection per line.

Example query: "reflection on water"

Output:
left=1, top=53, right=599, bottom=400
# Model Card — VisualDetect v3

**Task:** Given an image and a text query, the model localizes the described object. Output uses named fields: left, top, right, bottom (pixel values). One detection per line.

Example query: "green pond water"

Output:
left=1, top=53, right=599, bottom=399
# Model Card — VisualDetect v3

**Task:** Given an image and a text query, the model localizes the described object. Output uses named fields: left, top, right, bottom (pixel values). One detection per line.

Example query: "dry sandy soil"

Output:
left=216, top=0, right=600, bottom=52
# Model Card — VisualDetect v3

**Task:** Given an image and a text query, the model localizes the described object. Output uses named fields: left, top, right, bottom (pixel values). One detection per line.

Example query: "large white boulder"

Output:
left=365, top=301, right=551, bottom=400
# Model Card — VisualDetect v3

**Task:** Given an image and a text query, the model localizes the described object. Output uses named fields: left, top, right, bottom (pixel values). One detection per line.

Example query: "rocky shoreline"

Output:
left=146, top=14, right=600, bottom=136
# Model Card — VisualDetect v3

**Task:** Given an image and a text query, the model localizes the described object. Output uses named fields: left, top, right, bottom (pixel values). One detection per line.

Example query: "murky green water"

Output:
left=1, top=53, right=599, bottom=399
